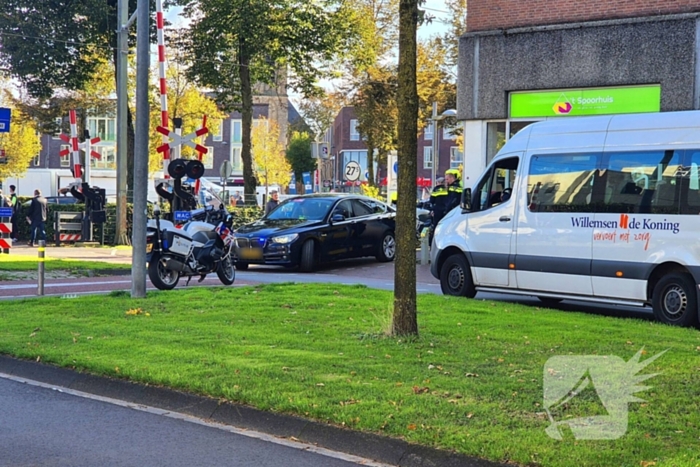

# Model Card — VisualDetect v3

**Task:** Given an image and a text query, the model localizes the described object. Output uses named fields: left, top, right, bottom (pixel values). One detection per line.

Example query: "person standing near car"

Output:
left=25, top=189, right=47, bottom=247
left=8, top=185, right=19, bottom=242
left=429, top=170, right=462, bottom=244
left=264, top=190, right=279, bottom=216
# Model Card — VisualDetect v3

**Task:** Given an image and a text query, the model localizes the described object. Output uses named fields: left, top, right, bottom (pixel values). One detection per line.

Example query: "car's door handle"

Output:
left=499, top=216, right=511, bottom=222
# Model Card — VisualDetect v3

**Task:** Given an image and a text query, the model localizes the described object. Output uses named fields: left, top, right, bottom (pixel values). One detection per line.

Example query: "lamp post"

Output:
left=430, top=103, right=457, bottom=187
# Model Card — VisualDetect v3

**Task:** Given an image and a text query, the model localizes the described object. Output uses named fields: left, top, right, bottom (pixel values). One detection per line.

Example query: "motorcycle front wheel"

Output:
left=216, top=255, right=236, bottom=285
left=148, top=253, right=180, bottom=290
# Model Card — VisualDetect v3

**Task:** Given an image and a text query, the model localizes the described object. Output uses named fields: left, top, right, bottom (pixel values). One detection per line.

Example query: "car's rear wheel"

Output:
left=300, top=240, right=316, bottom=273
left=440, top=254, right=476, bottom=298
left=376, top=232, right=396, bottom=262
left=652, top=272, right=698, bottom=327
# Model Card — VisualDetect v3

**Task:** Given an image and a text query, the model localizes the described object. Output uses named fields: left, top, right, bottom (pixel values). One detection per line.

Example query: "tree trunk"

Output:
left=392, top=0, right=419, bottom=336
left=239, top=42, right=256, bottom=206
left=126, top=106, right=135, bottom=204
left=367, top=139, right=376, bottom=188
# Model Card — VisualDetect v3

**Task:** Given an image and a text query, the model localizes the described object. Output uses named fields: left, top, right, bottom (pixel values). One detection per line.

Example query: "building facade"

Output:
left=458, top=0, right=700, bottom=187
left=327, top=106, right=462, bottom=192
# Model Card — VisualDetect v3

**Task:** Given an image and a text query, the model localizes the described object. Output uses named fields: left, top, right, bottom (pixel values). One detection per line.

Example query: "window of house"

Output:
left=52, top=117, right=63, bottom=139
left=423, top=146, right=433, bottom=169
left=424, top=122, right=434, bottom=141
left=60, top=145, right=70, bottom=167
left=213, top=120, right=223, bottom=142
left=88, top=117, right=116, bottom=142
left=203, top=147, right=214, bottom=169
left=450, top=147, right=463, bottom=169
left=91, top=146, right=116, bottom=169
left=443, top=125, right=458, bottom=141
left=231, top=147, right=242, bottom=171
left=350, top=119, right=360, bottom=141
left=231, top=120, right=242, bottom=144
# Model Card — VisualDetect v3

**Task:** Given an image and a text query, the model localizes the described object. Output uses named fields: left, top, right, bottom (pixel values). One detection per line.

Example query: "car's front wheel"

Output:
left=440, top=254, right=476, bottom=298
left=376, top=231, right=396, bottom=262
left=300, top=240, right=316, bottom=273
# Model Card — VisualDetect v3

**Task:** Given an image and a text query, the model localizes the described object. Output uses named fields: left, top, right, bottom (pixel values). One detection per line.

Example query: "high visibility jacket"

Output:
left=430, top=181, right=461, bottom=225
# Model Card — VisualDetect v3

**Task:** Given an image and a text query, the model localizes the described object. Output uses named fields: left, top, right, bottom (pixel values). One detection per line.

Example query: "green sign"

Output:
left=509, top=85, right=661, bottom=118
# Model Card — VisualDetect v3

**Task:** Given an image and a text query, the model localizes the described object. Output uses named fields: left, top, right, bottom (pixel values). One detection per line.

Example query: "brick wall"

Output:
left=467, top=0, right=700, bottom=31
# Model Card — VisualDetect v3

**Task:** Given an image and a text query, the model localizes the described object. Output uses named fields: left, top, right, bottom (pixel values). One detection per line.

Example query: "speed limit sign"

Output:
left=344, top=161, right=361, bottom=181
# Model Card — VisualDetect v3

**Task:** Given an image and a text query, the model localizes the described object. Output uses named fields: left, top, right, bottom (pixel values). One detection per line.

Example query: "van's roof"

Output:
left=503, top=110, right=700, bottom=154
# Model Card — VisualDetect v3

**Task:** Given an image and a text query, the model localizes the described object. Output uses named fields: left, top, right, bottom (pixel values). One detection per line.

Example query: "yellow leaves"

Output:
left=252, top=117, right=290, bottom=188
left=339, top=398, right=359, bottom=406
left=640, top=462, right=656, bottom=467
left=464, top=373, right=479, bottom=378
left=407, top=423, right=417, bottom=431
left=125, top=308, right=150, bottom=317
left=412, top=386, right=430, bottom=395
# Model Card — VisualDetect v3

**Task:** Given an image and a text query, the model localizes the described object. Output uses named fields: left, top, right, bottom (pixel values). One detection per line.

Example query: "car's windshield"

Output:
left=266, top=198, right=334, bottom=221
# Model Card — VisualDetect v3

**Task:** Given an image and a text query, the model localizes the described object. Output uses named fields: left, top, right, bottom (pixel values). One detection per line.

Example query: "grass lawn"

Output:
left=0, top=254, right=130, bottom=277
left=0, top=283, right=698, bottom=467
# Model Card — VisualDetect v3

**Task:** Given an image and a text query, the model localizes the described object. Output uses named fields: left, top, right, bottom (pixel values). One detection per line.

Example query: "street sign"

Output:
left=393, top=161, right=398, bottom=174
left=219, top=160, right=233, bottom=180
left=0, top=208, right=12, bottom=217
left=0, top=108, right=10, bottom=133
left=344, top=161, right=361, bottom=181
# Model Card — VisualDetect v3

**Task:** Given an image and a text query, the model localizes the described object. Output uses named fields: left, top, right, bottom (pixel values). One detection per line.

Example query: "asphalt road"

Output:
left=0, top=375, right=384, bottom=467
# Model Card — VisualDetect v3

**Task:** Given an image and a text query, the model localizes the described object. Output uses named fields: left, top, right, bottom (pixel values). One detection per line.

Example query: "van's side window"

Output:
left=682, top=150, right=700, bottom=214
left=601, top=150, right=682, bottom=214
left=528, top=154, right=599, bottom=212
left=473, top=157, right=519, bottom=211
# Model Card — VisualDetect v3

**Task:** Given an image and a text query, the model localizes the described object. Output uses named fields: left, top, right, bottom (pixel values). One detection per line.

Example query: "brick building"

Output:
left=458, top=0, right=700, bottom=187
left=324, top=106, right=461, bottom=192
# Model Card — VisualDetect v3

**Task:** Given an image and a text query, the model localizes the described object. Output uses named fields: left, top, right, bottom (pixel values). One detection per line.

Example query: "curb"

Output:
left=0, top=355, right=506, bottom=467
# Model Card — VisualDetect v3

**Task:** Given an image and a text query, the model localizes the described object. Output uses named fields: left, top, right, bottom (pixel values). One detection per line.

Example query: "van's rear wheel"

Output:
left=440, top=255, right=476, bottom=298
left=652, top=272, right=698, bottom=327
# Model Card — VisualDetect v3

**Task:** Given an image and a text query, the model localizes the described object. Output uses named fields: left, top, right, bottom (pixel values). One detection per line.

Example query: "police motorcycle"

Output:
left=146, top=158, right=236, bottom=291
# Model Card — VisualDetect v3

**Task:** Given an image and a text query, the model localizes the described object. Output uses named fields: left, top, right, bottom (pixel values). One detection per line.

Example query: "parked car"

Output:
left=234, top=194, right=396, bottom=272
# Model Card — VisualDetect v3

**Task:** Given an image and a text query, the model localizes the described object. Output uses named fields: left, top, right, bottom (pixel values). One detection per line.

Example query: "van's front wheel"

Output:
left=440, top=255, right=476, bottom=298
left=652, top=272, right=698, bottom=327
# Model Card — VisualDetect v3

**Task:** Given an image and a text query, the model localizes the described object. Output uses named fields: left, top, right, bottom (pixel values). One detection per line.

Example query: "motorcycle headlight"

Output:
left=270, top=234, right=298, bottom=244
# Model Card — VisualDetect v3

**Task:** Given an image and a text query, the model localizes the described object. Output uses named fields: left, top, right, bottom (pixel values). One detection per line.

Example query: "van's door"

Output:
left=514, top=153, right=596, bottom=297
left=467, top=156, right=520, bottom=287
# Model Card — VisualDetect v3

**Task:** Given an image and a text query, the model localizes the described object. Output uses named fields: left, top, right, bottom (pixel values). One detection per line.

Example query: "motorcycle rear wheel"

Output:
left=148, top=253, right=180, bottom=290
left=217, top=256, right=236, bottom=285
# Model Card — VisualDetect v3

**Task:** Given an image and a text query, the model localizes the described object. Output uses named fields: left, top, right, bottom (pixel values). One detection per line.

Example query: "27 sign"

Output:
left=344, top=161, right=361, bottom=181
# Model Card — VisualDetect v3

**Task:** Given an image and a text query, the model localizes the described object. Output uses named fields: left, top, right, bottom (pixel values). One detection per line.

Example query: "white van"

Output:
left=431, top=110, right=700, bottom=327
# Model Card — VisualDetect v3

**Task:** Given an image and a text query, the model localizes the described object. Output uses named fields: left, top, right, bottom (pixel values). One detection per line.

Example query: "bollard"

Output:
left=420, top=229, right=430, bottom=265
left=38, top=240, right=45, bottom=296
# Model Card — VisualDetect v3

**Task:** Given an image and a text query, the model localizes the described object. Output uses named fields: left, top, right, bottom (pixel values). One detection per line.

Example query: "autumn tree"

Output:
left=352, top=66, right=398, bottom=186
left=392, top=0, right=420, bottom=336
left=297, top=92, right=346, bottom=141
left=148, top=59, right=226, bottom=174
left=0, top=106, right=42, bottom=182
left=176, top=0, right=358, bottom=204
left=252, top=118, right=291, bottom=196
left=285, top=132, right=316, bottom=194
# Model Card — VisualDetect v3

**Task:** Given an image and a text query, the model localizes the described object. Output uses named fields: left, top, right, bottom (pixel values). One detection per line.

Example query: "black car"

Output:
left=234, top=194, right=396, bottom=272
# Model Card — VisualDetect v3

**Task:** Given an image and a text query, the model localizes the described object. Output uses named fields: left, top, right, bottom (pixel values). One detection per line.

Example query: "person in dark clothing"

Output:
left=8, top=185, right=19, bottom=242
left=265, top=190, right=279, bottom=216
left=25, top=189, right=47, bottom=246
left=429, top=169, right=462, bottom=244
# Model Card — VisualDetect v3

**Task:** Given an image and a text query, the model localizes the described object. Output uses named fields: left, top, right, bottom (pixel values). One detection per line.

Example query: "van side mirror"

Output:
left=460, top=188, right=472, bottom=212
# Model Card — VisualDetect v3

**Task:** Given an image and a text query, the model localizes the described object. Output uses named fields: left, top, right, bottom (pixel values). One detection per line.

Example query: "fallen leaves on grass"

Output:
left=412, top=386, right=430, bottom=394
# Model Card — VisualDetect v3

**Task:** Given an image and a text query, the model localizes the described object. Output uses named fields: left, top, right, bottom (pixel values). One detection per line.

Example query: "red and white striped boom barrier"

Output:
left=156, top=0, right=170, bottom=177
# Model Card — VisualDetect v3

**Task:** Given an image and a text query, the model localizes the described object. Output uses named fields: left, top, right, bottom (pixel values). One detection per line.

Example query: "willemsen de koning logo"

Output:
left=543, top=349, right=666, bottom=440
left=571, top=214, right=681, bottom=234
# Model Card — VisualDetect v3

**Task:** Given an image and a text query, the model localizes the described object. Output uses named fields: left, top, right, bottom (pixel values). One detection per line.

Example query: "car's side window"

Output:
left=350, top=200, right=374, bottom=217
left=333, top=200, right=353, bottom=219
